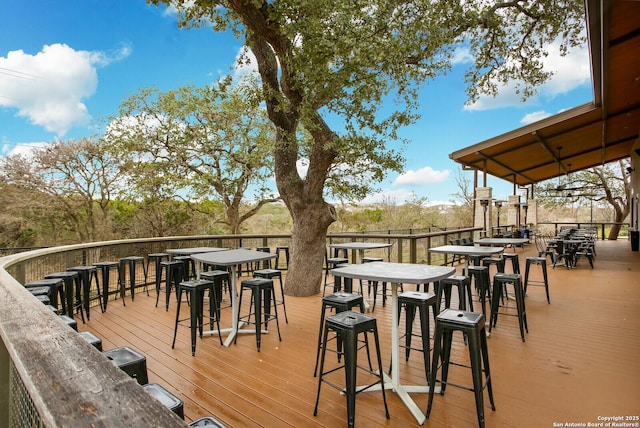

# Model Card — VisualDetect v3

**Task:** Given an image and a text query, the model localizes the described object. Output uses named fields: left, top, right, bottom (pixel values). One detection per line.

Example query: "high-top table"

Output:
left=428, top=245, right=504, bottom=266
left=330, top=261, right=455, bottom=424
left=474, top=237, right=529, bottom=251
left=329, top=242, right=392, bottom=263
left=166, top=247, right=228, bottom=277
left=191, top=249, right=276, bottom=346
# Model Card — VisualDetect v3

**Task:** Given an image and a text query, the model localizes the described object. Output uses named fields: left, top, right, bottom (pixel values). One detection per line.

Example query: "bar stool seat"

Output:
left=59, top=315, right=77, bottom=331
left=143, top=383, right=184, bottom=419
left=78, top=331, right=102, bottom=350
left=93, top=261, right=124, bottom=310
left=67, top=266, right=103, bottom=321
left=189, top=416, right=228, bottom=427
left=524, top=256, right=551, bottom=303
left=45, top=271, right=82, bottom=321
left=200, top=269, right=231, bottom=312
left=172, top=279, right=223, bottom=356
left=173, top=255, right=196, bottom=280
left=103, top=346, right=148, bottom=385
left=427, top=309, right=495, bottom=428
left=235, top=278, right=281, bottom=351
left=314, top=310, right=389, bottom=428
left=489, top=273, right=528, bottom=342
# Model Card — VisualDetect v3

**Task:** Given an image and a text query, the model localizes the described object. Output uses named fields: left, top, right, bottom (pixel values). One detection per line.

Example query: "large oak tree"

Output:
left=150, top=0, right=585, bottom=296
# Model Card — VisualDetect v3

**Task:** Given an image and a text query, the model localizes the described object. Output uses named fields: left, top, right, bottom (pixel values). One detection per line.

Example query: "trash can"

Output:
left=631, top=230, right=639, bottom=252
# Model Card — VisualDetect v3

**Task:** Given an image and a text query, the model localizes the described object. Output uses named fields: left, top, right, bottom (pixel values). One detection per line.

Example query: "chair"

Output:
left=314, top=311, right=389, bottom=428
left=524, top=256, right=551, bottom=303
left=143, top=383, right=184, bottom=419
left=45, top=271, right=83, bottom=321
left=275, top=245, right=290, bottom=270
left=502, top=252, right=520, bottom=275
left=323, top=250, right=349, bottom=296
left=489, top=273, right=528, bottom=342
left=157, top=260, right=185, bottom=310
left=253, top=266, right=288, bottom=323
left=435, top=275, right=473, bottom=314
left=146, top=253, right=170, bottom=294
left=67, top=265, right=103, bottom=321
left=103, top=346, right=148, bottom=385
left=24, top=278, right=65, bottom=313
left=119, top=256, right=148, bottom=300
left=395, top=291, right=437, bottom=382
left=92, top=261, right=124, bottom=310
left=189, top=416, right=228, bottom=427
left=172, top=279, right=223, bottom=356
left=235, top=278, right=281, bottom=351
left=464, top=265, right=491, bottom=318
left=427, top=309, right=495, bottom=428
left=78, top=331, right=103, bottom=351
left=313, top=291, right=365, bottom=377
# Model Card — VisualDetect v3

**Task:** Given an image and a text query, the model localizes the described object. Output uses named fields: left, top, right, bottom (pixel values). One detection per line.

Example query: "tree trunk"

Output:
left=286, top=201, right=337, bottom=296
left=608, top=223, right=622, bottom=240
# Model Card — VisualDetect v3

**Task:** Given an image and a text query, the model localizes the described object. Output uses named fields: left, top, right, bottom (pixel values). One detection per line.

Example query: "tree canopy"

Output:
left=149, top=0, right=586, bottom=296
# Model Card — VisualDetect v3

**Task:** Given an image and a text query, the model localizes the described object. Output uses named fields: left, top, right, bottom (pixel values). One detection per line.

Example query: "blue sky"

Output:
left=1, top=0, right=593, bottom=205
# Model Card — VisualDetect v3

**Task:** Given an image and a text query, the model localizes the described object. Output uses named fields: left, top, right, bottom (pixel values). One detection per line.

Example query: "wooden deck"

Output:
left=82, top=239, right=640, bottom=427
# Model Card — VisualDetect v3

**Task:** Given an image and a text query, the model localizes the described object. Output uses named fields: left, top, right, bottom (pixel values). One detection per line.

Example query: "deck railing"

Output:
left=0, top=227, right=481, bottom=426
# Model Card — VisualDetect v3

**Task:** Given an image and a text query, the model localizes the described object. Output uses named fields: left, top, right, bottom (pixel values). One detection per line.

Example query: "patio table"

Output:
left=474, top=237, right=529, bottom=251
left=191, top=249, right=276, bottom=347
left=428, top=245, right=503, bottom=267
left=330, top=261, right=455, bottom=424
left=329, top=242, right=392, bottom=264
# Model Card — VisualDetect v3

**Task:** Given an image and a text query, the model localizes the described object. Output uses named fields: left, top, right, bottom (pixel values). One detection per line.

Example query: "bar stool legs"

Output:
left=524, top=256, right=550, bottom=303
left=314, top=311, right=389, bottom=428
left=427, top=309, right=495, bottom=428
left=489, top=273, right=528, bottom=342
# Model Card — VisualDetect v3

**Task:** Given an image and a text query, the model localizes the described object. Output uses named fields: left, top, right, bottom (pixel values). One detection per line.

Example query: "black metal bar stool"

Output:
left=103, top=346, right=148, bottom=385
left=67, top=265, right=103, bottom=321
left=427, top=309, right=495, bottom=428
left=78, top=331, right=102, bottom=350
left=314, top=291, right=365, bottom=377
left=24, top=278, right=65, bottom=313
left=323, top=251, right=349, bottom=296
left=395, top=291, right=437, bottom=382
left=465, top=265, right=491, bottom=318
left=200, top=269, right=232, bottom=316
left=157, top=260, right=185, bottom=310
left=489, top=273, right=528, bottom=342
left=173, top=255, right=196, bottom=280
left=502, top=252, right=521, bottom=274
left=45, top=271, right=83, bottom=321
left=435, top=275, right=473, bottom=313
left=314, top=310, right=389, bottom=428
left=482, top=256, right=505, bottom=282
left=143, top=383, right=184, bottom=419
left=275, top=246, right=290, bottom=270
left=119, top=256, right=148, bottom=300
left=253, top=266, right=288, bottom=323
left=93, top=261, right=124, bottom=310
left=235, top=277, right=281, bottom=351
left=172, top=279, right=223, bottom=356
left=59, top=315, right=77, bottom=331
left=362, top=257, right=392, bottom=308
left=146, top=253, right=170, bottom=294
left=524, top=256, right=550, bottom=303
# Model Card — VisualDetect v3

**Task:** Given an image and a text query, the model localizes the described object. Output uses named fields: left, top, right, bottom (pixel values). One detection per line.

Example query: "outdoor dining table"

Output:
left=330, top=261, right=455, bottom=424
left=190, top=249, right=276, bottom=347
left=329, top=242, right=392, bottom=264
left=428, top=244, right=504, bottom=267
left=166, top=247, right=228, bottom=277
left=474, top=237, right=529, bottom=251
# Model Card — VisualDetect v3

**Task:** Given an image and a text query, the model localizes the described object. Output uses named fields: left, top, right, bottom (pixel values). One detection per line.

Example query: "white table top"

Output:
left=429, top=245, right=504, bottom=256
left=166, top=247, right=228, bottom=255
left=191, top=248, right=275, bottom=266
left=474, top=238, right=529, bottom=246
left=329, top=242, right=392, bottom=250
left=331, top=261, right=455, bottom=284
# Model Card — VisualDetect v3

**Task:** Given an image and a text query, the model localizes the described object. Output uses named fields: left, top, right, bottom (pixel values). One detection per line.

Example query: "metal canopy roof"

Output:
left=450, top=0, right=640, bottom=187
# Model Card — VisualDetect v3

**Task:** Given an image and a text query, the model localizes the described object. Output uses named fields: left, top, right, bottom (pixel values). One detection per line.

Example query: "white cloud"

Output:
left=393, top=166, right=449, bottom=186
left=464, top=38, right=590, bottom=111
left=520, top=110, right=553, bottom=125
left=0, top=141, right=47, bottom=158
left=0, top=43, right=131, bottom=136
left=232, top=46, right=260, bottom=83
